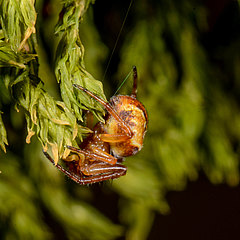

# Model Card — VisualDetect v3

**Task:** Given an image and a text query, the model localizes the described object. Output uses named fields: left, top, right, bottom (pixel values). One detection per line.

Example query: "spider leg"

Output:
left=73, top=84, right=133, bottom=138
left=93, top=122, right=130, bottom=143
left=131, top=66, right=138, bottom=98
left=66, top=145, right=117, bottom=165
left=98, top=133, right=130, bottom=143
left=43, top=151, right=126, bottom=185
left=43, top=151, right=86, bottom=183
left=79, top=160, right=127, bottom=177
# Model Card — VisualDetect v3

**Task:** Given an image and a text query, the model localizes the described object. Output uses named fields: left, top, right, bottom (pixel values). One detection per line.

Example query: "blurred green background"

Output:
left=0, top=0, right=240, bottom=239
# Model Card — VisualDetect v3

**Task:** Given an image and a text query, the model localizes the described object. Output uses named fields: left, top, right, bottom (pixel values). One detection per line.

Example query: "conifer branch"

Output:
left=0, top=0, right=106, bottom=163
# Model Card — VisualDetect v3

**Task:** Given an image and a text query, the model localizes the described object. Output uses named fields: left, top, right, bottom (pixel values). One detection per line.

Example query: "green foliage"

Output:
left=0, top=0, right=239, bottom=239
left=0, top=112, right=8, bottom=152
left=0, top=0, right=105, bottom=162
left=54, top=0, right=106, bottom=124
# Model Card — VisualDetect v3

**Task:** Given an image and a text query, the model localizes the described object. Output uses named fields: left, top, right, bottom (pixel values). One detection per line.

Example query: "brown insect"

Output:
left=44, top=66, right=148, bottom=184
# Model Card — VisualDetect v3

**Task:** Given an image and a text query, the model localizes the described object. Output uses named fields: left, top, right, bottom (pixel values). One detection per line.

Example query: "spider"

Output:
left=44, top=66, right=148, bottom=184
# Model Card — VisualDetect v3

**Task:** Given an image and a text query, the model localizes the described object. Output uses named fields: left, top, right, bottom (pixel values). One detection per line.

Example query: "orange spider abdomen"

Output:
left=105, top=95, right=148, bottom=157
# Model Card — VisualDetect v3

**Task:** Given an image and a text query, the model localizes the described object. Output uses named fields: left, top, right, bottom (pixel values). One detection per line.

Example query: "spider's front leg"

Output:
left=73, top=84, right=133, bottom=139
